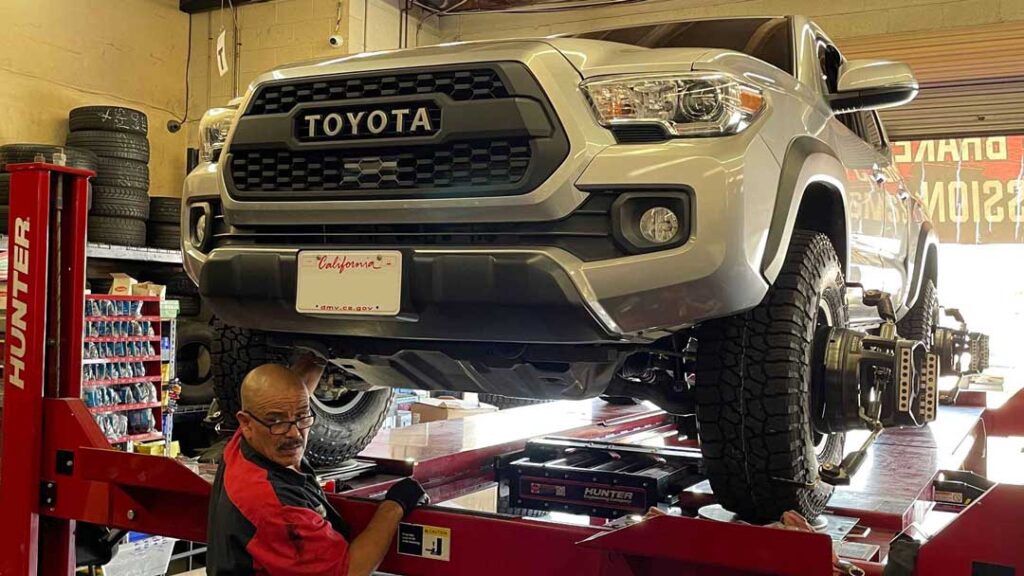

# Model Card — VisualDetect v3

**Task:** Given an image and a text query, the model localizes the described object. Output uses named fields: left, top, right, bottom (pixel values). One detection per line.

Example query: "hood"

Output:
left=261, top=37, right=711, bottom=85
left=541, top=38, right=709, bottom=78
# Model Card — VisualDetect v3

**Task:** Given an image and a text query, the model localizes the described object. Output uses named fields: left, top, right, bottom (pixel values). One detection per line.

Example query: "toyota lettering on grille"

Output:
left=296, top=103, right=440, bottom=142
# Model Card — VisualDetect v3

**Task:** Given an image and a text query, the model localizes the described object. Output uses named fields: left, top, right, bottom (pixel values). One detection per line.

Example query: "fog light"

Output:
left=195, top=213, right=208, bottom=246
left=639, top=207, right=679, bottom=244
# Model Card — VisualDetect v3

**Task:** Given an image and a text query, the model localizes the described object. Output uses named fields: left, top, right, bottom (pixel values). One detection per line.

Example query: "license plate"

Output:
left=296, top=251, right=402, bottom=316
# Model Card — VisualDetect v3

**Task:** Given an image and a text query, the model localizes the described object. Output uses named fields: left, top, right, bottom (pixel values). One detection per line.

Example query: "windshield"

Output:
left=570, top=17, right=793, bottom=75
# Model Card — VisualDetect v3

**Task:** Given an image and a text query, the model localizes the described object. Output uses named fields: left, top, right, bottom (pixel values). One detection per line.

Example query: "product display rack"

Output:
left=83, top=294, right=164, bottom=446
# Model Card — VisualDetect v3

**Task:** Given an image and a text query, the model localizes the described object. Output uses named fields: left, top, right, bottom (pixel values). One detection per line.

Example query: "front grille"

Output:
left=248, top=68, right=509, bottom=116
left=208, top=193, right=627, bottom=262
left=230, top=139, right=530, bottom=196
left=227, top=63, right=568, bottom=201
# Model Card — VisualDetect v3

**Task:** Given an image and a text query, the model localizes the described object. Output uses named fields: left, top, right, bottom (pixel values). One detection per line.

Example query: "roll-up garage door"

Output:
left=839, top=21, right=1024, bottom=140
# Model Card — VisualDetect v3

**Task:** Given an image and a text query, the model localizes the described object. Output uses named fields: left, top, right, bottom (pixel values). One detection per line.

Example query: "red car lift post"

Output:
left=1, top=162, right=1022, bottom=576
left=0, top=162, right=90, bottom=575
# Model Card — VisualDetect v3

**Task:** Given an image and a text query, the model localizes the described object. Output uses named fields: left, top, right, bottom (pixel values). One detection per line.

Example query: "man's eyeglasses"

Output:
left=243, top=411, right=316, bottom=435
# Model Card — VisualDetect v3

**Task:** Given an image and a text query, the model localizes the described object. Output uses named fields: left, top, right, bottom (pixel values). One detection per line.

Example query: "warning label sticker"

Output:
left=397, top=523, right=451, bottom=562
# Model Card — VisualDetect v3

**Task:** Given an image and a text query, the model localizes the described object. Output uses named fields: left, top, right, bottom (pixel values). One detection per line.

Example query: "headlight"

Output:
left=582, top=73, right=765, bottom=137
left=198, top=107, right=236, bottom=162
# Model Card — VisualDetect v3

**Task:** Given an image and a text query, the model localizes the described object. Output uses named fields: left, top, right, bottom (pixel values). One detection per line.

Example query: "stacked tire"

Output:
left=66, top=106, right=150, bottom=247
left=149, top=197, right=182, bottom=250
left=0, top=144, right=98, bottom=233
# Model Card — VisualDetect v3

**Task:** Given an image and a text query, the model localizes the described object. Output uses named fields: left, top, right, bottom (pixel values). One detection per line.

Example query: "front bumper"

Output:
left=184, top=132, right=780, bottom=343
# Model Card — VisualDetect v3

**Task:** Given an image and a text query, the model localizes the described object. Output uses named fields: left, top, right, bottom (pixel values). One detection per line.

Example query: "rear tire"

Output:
left=695, top=230, right=846, bottom=523
left=209, top=319, right=393, bottom=465
left=897, top=279, right=938, bottom=348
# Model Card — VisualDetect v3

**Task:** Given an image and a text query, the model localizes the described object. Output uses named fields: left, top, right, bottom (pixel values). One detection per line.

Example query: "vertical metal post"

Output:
left=0, top=163, right=93, bottom=576
left=0, top=166, right=56, bottom=576
left=58, top=170, right=89, bottom=400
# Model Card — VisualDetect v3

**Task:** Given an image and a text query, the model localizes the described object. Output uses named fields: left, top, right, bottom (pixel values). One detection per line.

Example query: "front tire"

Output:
left=695, top=230, right=846, bottom=522
left=209, top=319, right=393, bottom=466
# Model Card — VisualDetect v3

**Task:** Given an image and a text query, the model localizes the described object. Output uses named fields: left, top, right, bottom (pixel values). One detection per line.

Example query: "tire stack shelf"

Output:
left=83, top=295, right=165, bottom=448
left=66, top=106, right=151, bottom=248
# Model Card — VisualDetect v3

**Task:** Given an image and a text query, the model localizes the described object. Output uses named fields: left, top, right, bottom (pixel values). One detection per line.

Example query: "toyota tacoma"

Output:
left=183, top=16, right=941, bottom=521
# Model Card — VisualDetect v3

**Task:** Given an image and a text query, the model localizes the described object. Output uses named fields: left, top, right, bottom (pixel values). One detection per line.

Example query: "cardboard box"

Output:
left=109, top=273, right=137, bottom=296
left=410, top=397, right=497, bottom=424
left=135, top=440, right=180, bottom=458
left=132, top=281, right=166, bottom=299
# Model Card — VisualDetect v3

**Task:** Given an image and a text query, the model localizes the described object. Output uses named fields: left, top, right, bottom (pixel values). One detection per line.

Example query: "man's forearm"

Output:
left=345, top=501, right=405, bottom=576
left=290, top=353, right=327, bottom=395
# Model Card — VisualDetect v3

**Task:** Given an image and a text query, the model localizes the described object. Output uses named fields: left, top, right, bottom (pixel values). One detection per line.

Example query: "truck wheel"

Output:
left=209, top=319, right=393, bottom=466
left=695, top=230, right=846, bottom=523
left=897, top=279, right=938, bottom=348
left=174, top=320, right=216, bottom=406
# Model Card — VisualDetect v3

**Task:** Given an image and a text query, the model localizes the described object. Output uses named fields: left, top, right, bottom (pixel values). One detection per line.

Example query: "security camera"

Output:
left=328, top=35, right=344, bottom=49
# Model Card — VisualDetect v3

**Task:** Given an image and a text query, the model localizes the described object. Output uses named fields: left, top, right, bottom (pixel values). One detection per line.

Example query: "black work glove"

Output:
left=384, top=478, right=428, bottom=515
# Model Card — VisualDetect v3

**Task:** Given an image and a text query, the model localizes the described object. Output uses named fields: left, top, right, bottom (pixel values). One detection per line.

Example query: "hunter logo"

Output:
left=582, top=487, right=637, bottom=506
left=299, top=104, right=438, bottom=141
left=7, top=217, right=30, bottom=389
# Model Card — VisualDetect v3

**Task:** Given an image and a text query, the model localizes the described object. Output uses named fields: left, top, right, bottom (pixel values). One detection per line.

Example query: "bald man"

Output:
left=206, top=356, right=427, bottom=576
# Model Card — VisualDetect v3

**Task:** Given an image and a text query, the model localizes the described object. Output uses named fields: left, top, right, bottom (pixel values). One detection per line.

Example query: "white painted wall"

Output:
left=348, top=0, right=441, bottom=53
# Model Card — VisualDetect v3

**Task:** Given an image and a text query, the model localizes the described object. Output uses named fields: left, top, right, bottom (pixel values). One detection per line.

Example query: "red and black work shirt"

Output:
left=207, top=432, right=352, bottom=575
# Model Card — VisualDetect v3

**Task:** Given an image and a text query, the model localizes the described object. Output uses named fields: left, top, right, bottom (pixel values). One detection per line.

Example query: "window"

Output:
left=815, top=39, right=843, bottom=94
left=860, top=111, right=885, bottom=149
left=570, top=18, right=793, bottom=75
left=836, top=109, right=885, bottom=149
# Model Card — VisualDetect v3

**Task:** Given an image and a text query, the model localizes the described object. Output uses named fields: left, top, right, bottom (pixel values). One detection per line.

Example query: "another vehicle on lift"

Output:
left=184, top=16, right=940, bottom=521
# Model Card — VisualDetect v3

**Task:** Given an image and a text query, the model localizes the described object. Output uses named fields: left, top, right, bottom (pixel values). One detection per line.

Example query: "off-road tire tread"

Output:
left=209, top=318, right=266, bottom=429
left=695, top=230, right=846, bottom=523
left=305, top=390, right=394, bottom=467
left=897, top=279, right=938, bottom=348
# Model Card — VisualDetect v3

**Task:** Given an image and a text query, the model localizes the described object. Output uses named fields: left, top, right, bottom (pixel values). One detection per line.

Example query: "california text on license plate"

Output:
left=295, top=251, right=402, bottom=316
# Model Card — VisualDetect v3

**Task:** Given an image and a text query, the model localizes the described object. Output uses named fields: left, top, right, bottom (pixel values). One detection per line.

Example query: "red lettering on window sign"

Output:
left=316, top=255, right=385, bottom=273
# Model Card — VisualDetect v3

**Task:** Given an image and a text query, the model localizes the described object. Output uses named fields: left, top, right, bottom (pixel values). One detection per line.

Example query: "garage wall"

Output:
left=437, top=0, right=1024, bottom=41
left=196, top=0, right=441, bottom=111
left=0, top=0, right=197, bottom=198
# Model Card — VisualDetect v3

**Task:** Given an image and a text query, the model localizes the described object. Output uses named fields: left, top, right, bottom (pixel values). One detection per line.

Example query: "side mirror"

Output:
left=830, top=59, right=918, bottom=113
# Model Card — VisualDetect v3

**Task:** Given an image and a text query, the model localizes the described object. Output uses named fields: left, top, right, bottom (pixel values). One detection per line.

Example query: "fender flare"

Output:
left=761, top=136, right=851, bottom=282
left=903, top=222, right=940, bottom=312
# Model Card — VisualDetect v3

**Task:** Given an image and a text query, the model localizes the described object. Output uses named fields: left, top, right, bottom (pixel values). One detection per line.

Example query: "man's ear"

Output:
left=237, top=411, right=252, bottom=435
